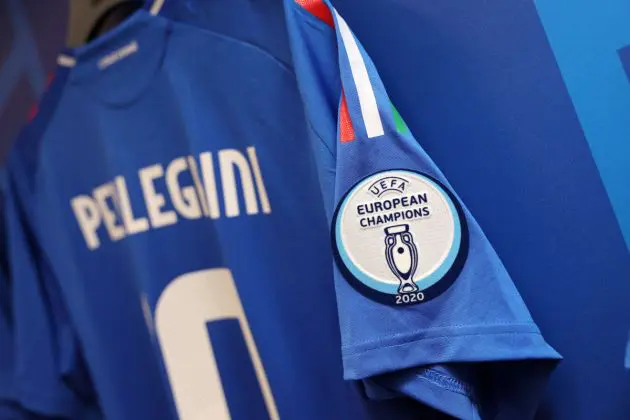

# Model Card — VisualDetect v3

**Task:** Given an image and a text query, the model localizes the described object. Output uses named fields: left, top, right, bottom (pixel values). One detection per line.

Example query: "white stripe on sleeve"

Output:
left=334, top=11, right=384, bottom=139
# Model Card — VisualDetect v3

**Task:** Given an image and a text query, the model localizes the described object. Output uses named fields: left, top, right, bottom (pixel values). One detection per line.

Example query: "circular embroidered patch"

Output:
left=332, top=170, right=468, bottom=306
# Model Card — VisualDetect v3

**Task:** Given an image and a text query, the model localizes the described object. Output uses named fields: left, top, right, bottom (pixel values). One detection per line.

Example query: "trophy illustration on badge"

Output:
left=384, top=224, right=419, bottom=294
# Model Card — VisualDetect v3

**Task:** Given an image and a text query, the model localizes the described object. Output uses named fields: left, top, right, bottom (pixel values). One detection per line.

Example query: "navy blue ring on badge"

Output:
left=331, top=169, right=469, bottom=306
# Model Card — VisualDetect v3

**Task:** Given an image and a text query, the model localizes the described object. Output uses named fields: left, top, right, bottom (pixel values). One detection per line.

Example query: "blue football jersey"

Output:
left=0, top=270, right=38, bottom=420
left=0, top=272, right=13, bottom=407
left=285, top=0, right=561, bottom=418
left=0, top=170, right=17, bottom=411
left=5, top=2, right=445, bottom=420
left=0, top=170, right=11, bottom=403
left=0, top=169, right=41, bottom=420
left=6, top=66, right=103, bottom=420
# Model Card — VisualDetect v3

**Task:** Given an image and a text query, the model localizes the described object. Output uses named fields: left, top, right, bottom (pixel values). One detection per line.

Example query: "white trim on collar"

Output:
left=149, top=0, right=166, bottom=15
left=57, top=54, right=77, bottom=68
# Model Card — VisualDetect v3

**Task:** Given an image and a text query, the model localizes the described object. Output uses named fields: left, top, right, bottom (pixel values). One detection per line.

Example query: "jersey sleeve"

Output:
left=284, top=1, right=561, bottom=418
left=5, top=148, right=99, bottom=419
left=0, top=273, right=20, bottom=415
left=0, top=170, right=15, bottom=405
left=0, top=172, right=49, bottom=420
left=0, top=281, right=48, bottom=420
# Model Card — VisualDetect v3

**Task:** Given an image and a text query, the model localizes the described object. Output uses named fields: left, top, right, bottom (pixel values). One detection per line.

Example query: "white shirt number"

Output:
left=155, top=268, right=279, bottom=420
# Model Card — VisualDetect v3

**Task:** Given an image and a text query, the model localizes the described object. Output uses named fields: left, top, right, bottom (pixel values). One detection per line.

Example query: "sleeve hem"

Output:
left=342, top=324, right=561, bottom=380
left=371, top=372, right=480, bottom=420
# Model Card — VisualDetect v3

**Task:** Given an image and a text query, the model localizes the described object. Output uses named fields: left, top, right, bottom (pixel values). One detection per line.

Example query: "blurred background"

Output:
left=0, top=0, right=65, bottom=161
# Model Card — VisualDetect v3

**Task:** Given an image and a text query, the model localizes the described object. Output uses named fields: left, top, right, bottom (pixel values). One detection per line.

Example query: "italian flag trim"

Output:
left=334, top=10, right=384, bottom=139
left=295, top=0, right=407, bottom=141
left=295, top=0, right=355, bottom=142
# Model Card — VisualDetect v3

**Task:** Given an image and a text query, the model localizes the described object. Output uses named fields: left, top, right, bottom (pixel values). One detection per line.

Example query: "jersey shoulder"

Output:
left=8, top=65, right=72, bottom=183
left=154, top=0, right=293, bottom=68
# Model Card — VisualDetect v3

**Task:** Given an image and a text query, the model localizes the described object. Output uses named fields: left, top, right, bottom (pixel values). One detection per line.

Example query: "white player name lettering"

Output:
left=70, top=146, right=271, bottom=250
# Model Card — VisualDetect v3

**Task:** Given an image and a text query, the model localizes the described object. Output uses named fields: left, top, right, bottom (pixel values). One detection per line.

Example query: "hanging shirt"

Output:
left=6, top=1, right=438, bottom=419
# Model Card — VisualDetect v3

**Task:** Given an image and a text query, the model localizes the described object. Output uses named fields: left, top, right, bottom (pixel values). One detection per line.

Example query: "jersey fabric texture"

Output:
left=0, top=170, right=12, bottom=405
left=284, top=0, right=561, bottom=418
left=6, top=67, right=103, bottom=420
left=0, top=171, right=25, bottom=418
left=5, top=1, right=443, bottom=419
left=0, top=169, right=48, bottom=420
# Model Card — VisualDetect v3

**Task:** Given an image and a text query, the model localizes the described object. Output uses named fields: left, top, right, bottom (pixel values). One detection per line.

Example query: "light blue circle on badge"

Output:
left=335, top=170, right=462, bottom=295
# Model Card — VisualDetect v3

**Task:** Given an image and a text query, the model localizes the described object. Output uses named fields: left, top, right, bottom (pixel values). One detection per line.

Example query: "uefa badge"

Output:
left=332, top=170, right=468, bottom=306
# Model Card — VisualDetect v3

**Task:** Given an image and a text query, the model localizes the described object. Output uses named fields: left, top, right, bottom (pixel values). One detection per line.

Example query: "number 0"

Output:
left=155, top=268, right=279, bottom=420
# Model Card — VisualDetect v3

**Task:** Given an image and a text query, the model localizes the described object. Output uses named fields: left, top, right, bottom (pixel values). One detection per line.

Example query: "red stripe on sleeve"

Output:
left=294, top=0, right=351, bottom=141
left=27, top=72, right=56, bottom=121
left=339, top=92, right=355, bottom=143
left=294, top=0, right=334, bottom=27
